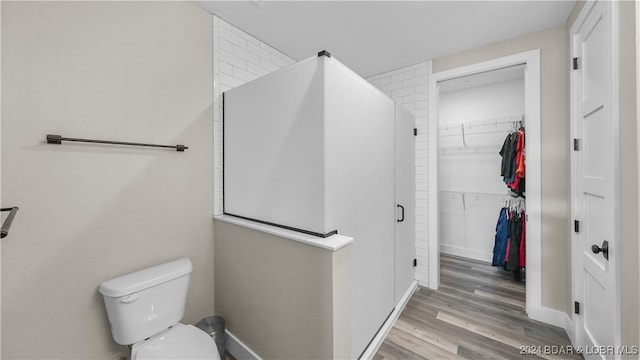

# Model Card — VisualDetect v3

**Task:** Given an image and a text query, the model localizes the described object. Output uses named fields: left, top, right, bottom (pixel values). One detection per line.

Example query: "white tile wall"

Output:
left=366, top=61, right=432, bottom=286
left=213, top=16, right=296, bottom=215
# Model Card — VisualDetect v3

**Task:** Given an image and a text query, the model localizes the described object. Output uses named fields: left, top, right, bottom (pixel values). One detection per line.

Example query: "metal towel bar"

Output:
left=46, top=134, right=188, bottom=151
left=1, top=207, right=19, bottom=239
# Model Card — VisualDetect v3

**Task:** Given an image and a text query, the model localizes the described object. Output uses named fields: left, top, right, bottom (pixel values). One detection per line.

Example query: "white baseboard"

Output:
left=541, top=307, right=574, bottom=345
left=226, top=330, right=262, bottom=360
left=359, top=280, right=418, bottom=359
left=440, top=244, right=492, bottom=263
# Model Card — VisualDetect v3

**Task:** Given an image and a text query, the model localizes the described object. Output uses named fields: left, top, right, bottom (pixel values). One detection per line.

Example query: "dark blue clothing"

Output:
left=492, top=208, right=509, bottom=267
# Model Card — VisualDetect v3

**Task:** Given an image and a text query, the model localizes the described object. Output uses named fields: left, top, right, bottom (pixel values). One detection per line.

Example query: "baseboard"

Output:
left=440, top=244, right=492, bottom=263
left=226, top=330, right=262, bottom=360
left=541, top=306, right=574, bottom=344
left=359, top=280, right=418, bottom=359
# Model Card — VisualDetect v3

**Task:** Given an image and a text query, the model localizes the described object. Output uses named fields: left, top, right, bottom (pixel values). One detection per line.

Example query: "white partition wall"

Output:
left=323, top=58, right=396, bottom=357
left=223, top=53, right=415, bottom=358
left=224, top=58, right=327, bottom=235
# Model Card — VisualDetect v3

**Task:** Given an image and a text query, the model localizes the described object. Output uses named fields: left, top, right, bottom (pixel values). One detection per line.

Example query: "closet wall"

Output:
left=438, top=69, right=524, bottom=262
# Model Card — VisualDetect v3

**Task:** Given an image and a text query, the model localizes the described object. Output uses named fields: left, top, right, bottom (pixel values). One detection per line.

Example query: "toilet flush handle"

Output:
left=120, top=293, right=139, bottom=304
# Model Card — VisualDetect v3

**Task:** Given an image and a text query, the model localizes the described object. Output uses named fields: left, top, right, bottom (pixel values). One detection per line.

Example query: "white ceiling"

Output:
left=196, top=1, right=575, bottom=78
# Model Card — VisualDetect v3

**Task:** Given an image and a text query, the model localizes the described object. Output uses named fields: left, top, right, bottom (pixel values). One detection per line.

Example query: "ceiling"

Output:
left=196, top=1, right=575, bottom=78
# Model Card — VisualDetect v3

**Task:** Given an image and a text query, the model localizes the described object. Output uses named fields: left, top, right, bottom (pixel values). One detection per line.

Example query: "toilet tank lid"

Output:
left=99, top=258, right=192, bottom=298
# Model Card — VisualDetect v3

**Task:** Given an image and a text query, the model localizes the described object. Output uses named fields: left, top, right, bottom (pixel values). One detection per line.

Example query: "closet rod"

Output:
left=1, top=207, right=19, bottom=239
left=46, top=134, right=188, bottom=152
left=439, top=115, right=524, bottom=131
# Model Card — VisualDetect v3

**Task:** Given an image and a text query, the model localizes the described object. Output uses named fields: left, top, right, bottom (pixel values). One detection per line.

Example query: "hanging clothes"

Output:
left=500, top=129, right=526, bottom=196
left=506, top=211, right=522, bottom=271
left=499, top=132, right=519, bottom=181
left=491, top=207, right=509, bottom=267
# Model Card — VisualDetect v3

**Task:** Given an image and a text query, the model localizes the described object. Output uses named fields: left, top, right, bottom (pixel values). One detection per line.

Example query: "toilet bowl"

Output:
left=99, top=258, right=220, bottom=360
left=131, top=323, right=219, bottom=360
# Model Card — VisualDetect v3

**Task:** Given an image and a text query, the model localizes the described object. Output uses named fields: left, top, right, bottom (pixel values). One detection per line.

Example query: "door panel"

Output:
left=572, top=1, right=618, bottom=357
left=395, top=104, right=415, bottom=303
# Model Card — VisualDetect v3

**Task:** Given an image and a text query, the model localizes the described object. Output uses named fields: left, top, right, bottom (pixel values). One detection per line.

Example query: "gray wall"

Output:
left=1, top=2, right=214, bottom=359
left=214, top=220, right=351, bottom=359
left=433, top=25, right=571, bottom=314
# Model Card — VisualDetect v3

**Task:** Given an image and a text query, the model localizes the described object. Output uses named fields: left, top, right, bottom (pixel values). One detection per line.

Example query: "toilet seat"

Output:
left=131, top=323, right=220, bottom=360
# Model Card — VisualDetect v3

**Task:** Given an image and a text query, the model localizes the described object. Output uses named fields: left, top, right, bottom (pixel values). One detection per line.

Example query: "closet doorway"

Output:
left=428, top=50, right=543, bottom=320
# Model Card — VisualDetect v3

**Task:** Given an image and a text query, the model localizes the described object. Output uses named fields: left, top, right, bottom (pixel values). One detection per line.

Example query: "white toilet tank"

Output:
left=99, top=258, right=192, bottom=345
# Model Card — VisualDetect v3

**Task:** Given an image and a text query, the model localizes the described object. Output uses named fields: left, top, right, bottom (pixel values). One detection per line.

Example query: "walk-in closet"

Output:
left=438, top=65, right=527, bottom=282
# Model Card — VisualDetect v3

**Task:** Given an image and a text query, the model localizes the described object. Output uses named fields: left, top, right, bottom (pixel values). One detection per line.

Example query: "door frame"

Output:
left=570, top=0, right=621, bottom=350
left=427, top=49, right=543, bottom=320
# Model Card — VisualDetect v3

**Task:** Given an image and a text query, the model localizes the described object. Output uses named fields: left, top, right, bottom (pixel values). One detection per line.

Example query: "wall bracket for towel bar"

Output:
left=46, top=134, right=188, bottom=151
left=1, top=207, right=19, bottom=239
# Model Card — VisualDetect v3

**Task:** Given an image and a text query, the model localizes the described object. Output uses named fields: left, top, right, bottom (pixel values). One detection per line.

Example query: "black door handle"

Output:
left=397, top=204, right=405, bottom=223
left=591, top=240, right=609, bottom=260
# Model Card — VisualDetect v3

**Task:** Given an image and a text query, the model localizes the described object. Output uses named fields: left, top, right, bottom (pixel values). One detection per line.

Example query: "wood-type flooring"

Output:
left=373, top=254, right=582, bottom=360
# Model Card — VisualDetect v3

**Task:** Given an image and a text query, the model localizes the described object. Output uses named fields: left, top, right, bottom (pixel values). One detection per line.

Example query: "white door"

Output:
left=395, top=105, right=415, bottom=303
left=571, top=0, right=618, bottom=357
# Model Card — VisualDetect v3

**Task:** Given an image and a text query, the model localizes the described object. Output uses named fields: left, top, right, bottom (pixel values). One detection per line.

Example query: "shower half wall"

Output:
left=216, top=53, right=415, bottom=358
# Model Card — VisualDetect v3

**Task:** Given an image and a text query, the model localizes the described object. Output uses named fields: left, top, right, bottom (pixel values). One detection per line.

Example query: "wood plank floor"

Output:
left=374, top=254, right=582, bottom=360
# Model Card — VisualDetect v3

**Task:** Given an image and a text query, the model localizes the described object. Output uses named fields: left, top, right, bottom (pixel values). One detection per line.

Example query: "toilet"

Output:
left=99, top=258, right=220, bottom=360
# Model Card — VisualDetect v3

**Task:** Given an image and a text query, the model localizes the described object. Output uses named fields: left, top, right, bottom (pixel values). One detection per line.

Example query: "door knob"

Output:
left=591, top=240, right=609, bottom=260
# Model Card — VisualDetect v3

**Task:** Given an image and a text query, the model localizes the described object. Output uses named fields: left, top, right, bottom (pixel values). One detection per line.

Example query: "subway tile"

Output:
left=217, top=17, right=232, bottom=30
left=219, top=73, right=245, bottom=88
left=271, top=53, right=291, bottom=68
left=403, top=75, right=428, bottom=88
left=392, top=87, right=415, bottom=98
left=219, top=38, right=233, bottom=53
left=219, top=27, right=246, bottom=48
left=232, top=25, right=260, bottom=46
left=232, top=44, right=260, bottom=65
left=378, top=81, right=403, bottom=93
left=232, top=66, right=258, bottom=82
left=415, top=246, right=429, bottom=257
left=415, top=150, right=428, bottom=159
left=401, top=103, right=416, bottom=111
left=403, top=92, right=428, bottom=104
left=414, top=83, right=428, bottom=94
left=416, top=62, right=432, bottom=76
left=219, top=49, right=247, bottom=70
left=413, top=108, right=429, bottom=118
left=415, top=264, right=428, bottom=274
left=415, top=140, right=429, bottom=150
left=415, top=198, right=428, bottom=208
left=415, top=186, right=428, bottom=196
left=259, top=58, right=280, bottom=72
left=414, top=100, right=429, bottom=109
left=247, top=42, right=274, bottom=62
left=219, top=61, right=233, bottom=75
left=415, top=223, right=428, bottom=233
left=247, top=62, right=269, bottom=77
left=392, top=70, right=415, bottom=83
